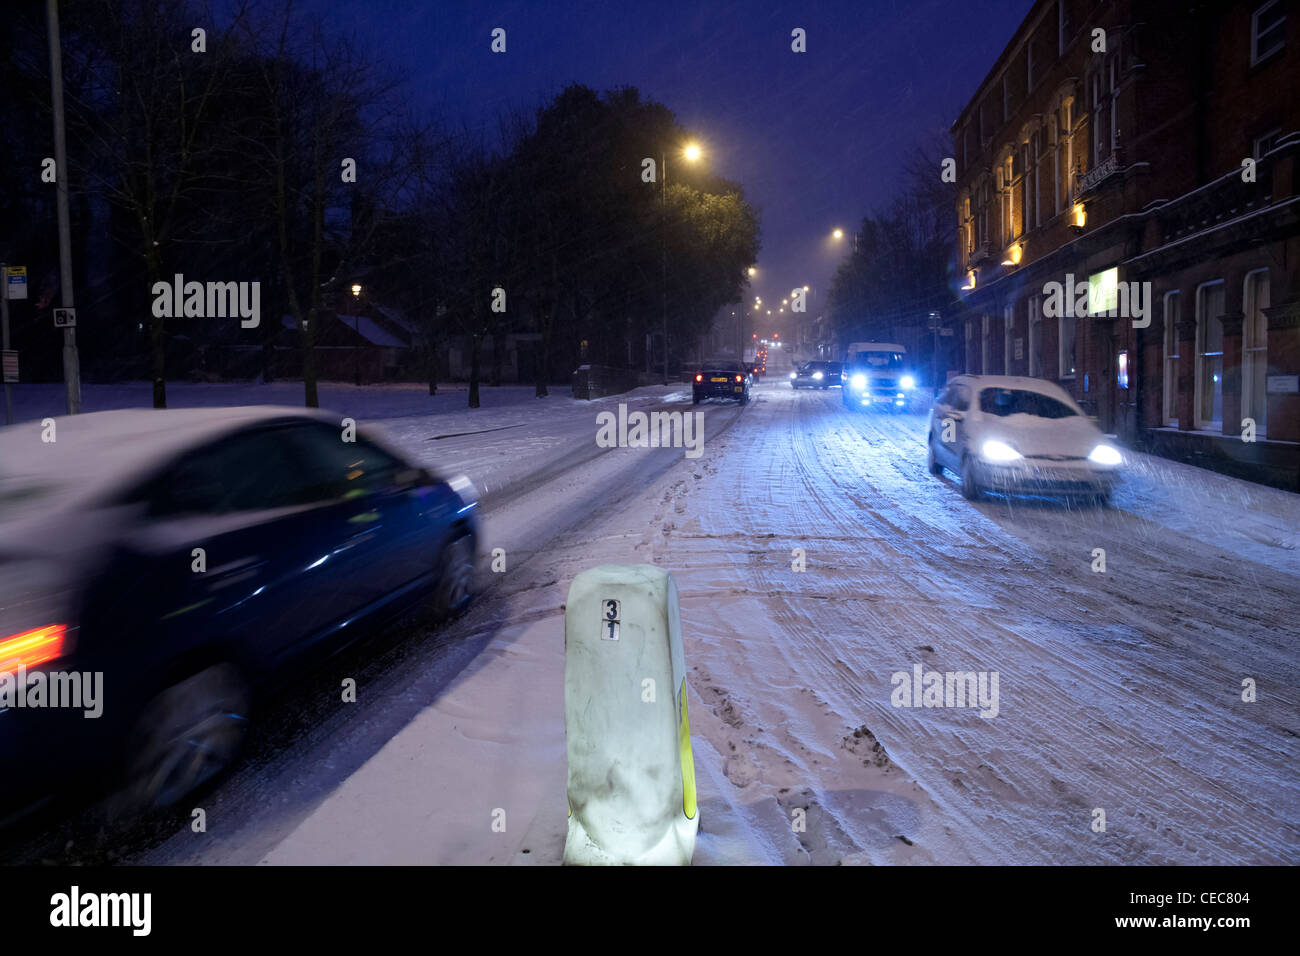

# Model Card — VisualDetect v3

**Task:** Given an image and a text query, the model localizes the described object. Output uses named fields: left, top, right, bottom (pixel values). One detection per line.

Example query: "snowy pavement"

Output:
left=9, top=378, right=1296, bottom=864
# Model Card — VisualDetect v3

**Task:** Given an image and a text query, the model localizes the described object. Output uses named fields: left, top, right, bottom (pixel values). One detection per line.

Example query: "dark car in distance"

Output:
left=790, top=361, right=842, bottom=389
left=0, top=407, right=478, bottom=823
left=693, top=360, right=751, bottom=404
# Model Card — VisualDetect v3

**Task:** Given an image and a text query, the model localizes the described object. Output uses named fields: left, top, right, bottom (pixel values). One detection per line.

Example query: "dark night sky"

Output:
left=306, top=0, right=1034, bottom=333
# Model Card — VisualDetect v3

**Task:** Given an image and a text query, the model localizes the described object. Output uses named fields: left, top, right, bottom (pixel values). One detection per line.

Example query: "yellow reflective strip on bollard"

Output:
left=679, top=678, right=697, bottom=820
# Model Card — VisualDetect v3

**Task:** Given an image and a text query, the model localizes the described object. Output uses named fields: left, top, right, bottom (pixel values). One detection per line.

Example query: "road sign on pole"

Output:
left=2, top=351, right=17, bottom=384
left=54, top=307, right=77, bottom=328
left=5, top=266, right=27, bottom=300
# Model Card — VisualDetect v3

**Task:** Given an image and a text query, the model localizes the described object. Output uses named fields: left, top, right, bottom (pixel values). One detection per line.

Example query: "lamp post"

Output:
left=351, top=283, right=362, bottom=386
left=930, top=311, right=940, bottom=394
left=662, top=143, right=701, bottom=385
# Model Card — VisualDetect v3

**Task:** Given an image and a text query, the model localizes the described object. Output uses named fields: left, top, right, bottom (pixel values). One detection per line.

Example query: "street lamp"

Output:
left=832, top=228, right=844, bottom=240
left=351, top=283, right=362, bottom=386
left=662, top=142, right=701, bottom=384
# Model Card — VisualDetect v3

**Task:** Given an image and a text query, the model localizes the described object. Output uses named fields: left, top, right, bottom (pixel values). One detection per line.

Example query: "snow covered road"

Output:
left=6, top=378, right=1294, bottom=865
left=202, top=379, right=1299, bottom=865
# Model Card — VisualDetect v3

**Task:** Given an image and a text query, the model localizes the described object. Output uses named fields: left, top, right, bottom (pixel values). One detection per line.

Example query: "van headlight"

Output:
left=1088, top=444, right=1122, bottom=466
left=900, top=375, right=915, bottom=390
left=850, top=373, right=867, bottom=390
left=812, top=371, right=823, bottom=380
left=981, top=440, right=1022, bottom=462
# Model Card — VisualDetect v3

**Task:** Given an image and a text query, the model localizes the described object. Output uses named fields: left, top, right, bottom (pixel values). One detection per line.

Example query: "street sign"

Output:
left=1, top=350, right=16, bottom=383
left=53, top=307, right=76, bottom=328
left=4, top=266, right=27, bottom=300
left=939, top=328, right=954, bottom=336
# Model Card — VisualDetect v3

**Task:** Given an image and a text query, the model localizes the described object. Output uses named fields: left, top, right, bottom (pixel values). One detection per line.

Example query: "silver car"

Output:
left=927, top=375, right=1123, bottom=504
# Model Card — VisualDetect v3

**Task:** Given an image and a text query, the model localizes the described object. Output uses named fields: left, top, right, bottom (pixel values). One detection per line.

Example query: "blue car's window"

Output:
left=147, top=429, right=309, bottom=516
left=284, top=424, right=404, bottom=502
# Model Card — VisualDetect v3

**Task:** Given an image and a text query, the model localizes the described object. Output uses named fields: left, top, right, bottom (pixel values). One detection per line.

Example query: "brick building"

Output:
left=949, top=0, right=1300, bottom=489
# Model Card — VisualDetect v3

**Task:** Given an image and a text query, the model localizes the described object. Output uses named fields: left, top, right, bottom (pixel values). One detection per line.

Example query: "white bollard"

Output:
left=563, top=564, right=698, bottom=865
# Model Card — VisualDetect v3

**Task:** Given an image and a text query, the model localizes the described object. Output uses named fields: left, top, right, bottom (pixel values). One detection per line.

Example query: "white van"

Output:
left=840, top=342, right=918, bottom=410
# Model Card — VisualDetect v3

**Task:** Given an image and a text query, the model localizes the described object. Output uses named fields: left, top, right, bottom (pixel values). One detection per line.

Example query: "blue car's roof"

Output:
left=0, top=406, right=336, bottom=525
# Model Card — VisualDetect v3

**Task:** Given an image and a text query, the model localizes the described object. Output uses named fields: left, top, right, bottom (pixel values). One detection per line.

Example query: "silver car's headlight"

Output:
left=981, top=440, right=1022, bottom=462
left=1087, top=444, right=1122, bottom=466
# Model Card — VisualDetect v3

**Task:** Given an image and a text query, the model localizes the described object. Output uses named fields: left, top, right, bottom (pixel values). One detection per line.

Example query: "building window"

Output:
left=1091, top=70, right=1103, bottom=166
left=1195, top=281, right=1225, bottom=429
left=1109, top=52, right=1120, bottom=155
left=1032, top=130, right=1042, bottom=227
left=1252, top=0, right=1286, bottom=65
left=1062, top=98, right=1074, bottom=202
left=1243, top=270, right=1270, bottom=435
left=1004, top=303, right=1015, bottom=373
left=1059, top=311, right=1077, bottom=379
left=1253, top=127, right=1281, bottom=159
left=1092, top=60, right=1117, bottom=165
left=982, top=314, right=990, bottom=373
left=1028, top=295, right=1043, bottom=376
left=1051, top=119, right=1061, bottom=215
left=1162, top=291, right=1180, bottom=426
left=1003, top=155, right=1015, bottom=244
left=1021, top=141, right=1031, bottom=237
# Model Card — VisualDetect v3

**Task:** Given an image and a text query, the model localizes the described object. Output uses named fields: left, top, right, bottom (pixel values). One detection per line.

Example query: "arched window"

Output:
left=1243, top=269, right=1270, bottom=435
left=1162, top=292, right=1180, bottom=426
left=1195, top=281, right=1225, bottom=429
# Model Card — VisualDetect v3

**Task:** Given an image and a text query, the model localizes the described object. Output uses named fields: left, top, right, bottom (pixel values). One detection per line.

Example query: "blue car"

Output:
left=0, top=407, right=477, bottom=821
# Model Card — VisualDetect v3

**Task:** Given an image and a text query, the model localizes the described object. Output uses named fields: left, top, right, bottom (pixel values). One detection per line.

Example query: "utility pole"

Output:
left=47, top=0, right=81, bottom=414
left=661, top=153, right=669, bottom=385
left=2, top=263, right=12, bottom=425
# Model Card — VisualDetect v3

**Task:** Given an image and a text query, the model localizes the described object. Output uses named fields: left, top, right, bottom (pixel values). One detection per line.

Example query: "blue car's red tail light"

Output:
left=0, top=624, right=68, bottom=676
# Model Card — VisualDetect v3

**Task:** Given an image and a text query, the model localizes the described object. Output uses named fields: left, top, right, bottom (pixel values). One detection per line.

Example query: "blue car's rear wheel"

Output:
left=116, top=663, right=250, bottom=815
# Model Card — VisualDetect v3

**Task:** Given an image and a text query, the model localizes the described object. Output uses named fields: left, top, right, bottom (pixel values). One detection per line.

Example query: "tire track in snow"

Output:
left=683, top=384, right=1299, bottom=864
